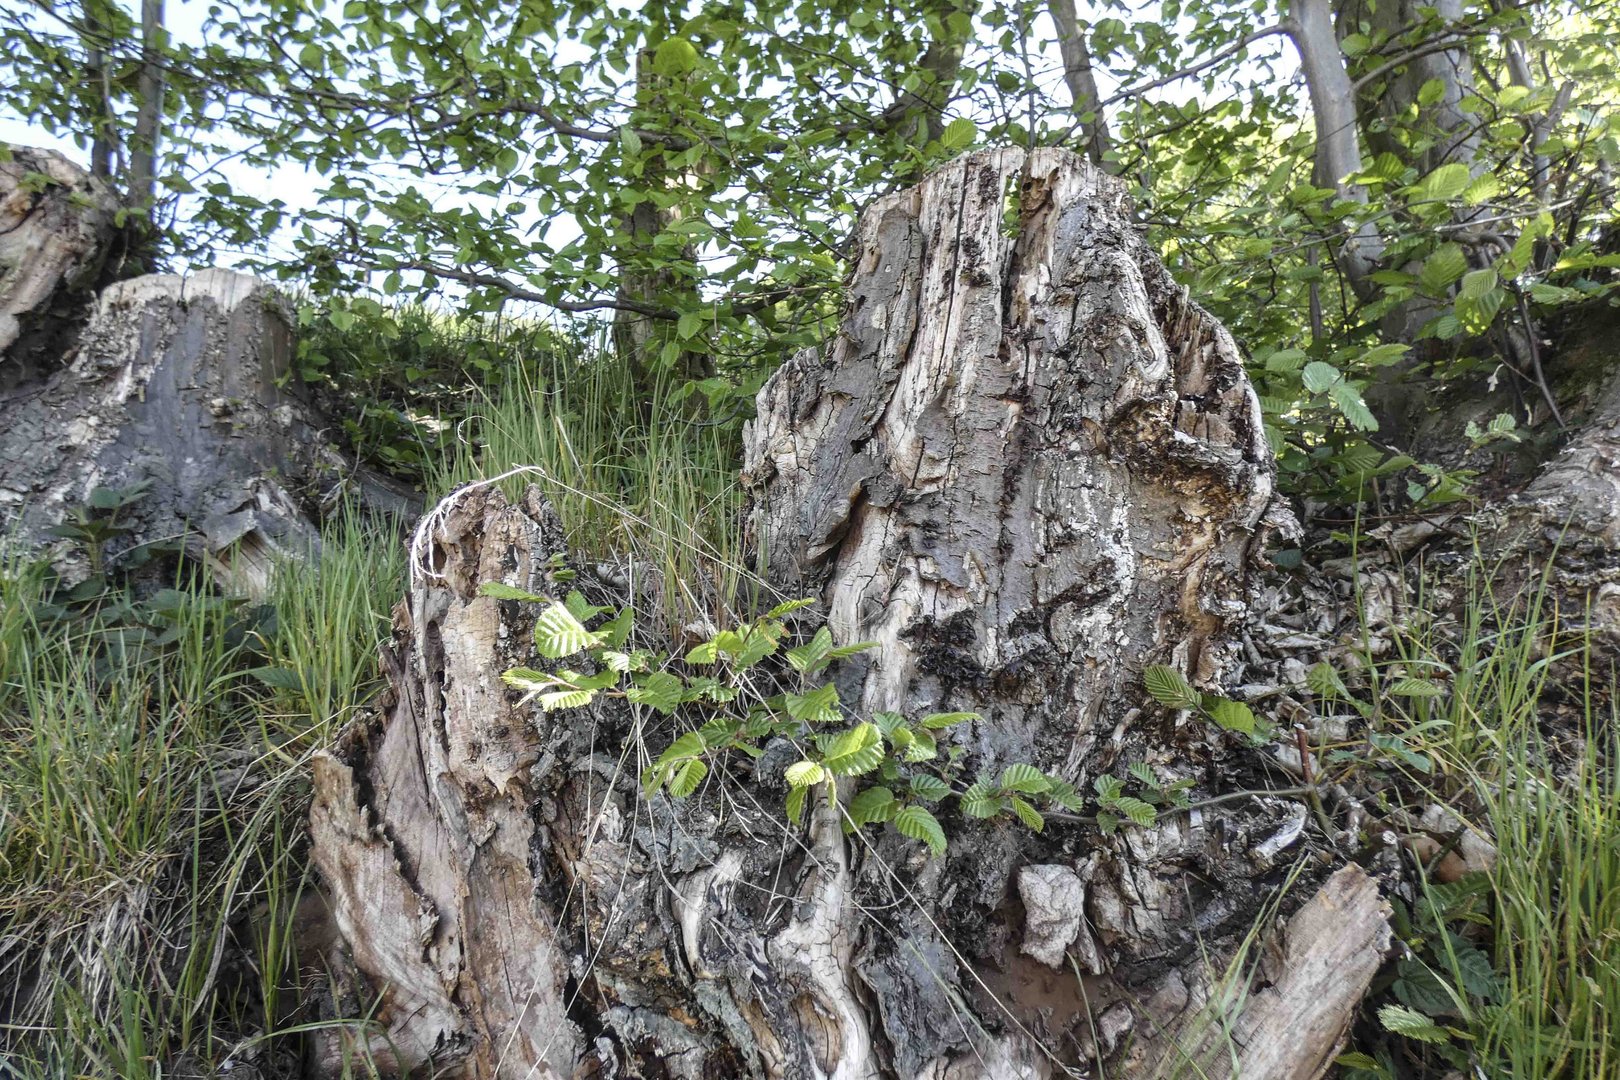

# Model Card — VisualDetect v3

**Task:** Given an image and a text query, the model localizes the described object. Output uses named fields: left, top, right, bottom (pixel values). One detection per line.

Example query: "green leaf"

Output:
left=1378, top=1004, right=1451, bottom=1044
left=627, top=671, right=684, bottom=715
left=786, top=626, right=834, bottom=672
left=1389, top=676, right=1446, bottom=698
left=824, top=723, right=885, bottom=776
left=920, top=711, right=978, bottom=729
left=1209, top=699, right=1257, bottom=735
left=657, top=732, right=706, bottom=764
left=534, top=602, right=600, bottom=658
left=960, top=782, right=1001, bottom=818
left=1142, top=665, right=1201, bottom=710
left=998, top=763, right=1051, bottom=794
left=1330, top=384, right=1379, bottom=432
left=1419, top=244, right=1469, bottom=294
left=1419, top=162, right=1472, bottom=203
left=1113, top=796, right=1157, bottom=827
left=684, top=640, right=719, bottom=664
left=1093, top=774, right=1125, bottom=803
left=733, top=626, right=778, bottom=669
left=1458, top=268, right=1499, bottom=300
left=893, top=805, right=948, bottom=856
left=786, top=760, right=827, bottom=787
left=1307, top=662, right=1348, bottom=700
left=765, top=598, right=817, bottom=618
left=845, top=785, right=899, bottom=828
left=785, top=683, right=841, bottom=724
left=479, top=582, right=548, bottom=602
left=619, top=124, right=642, bottom=156
left=901, top=728, right=938, bottom=762
left=786, top=785, right=807, bottom=825
left=668, top=757, right=708, bottom=797
left=939, top=117, right=976, bottom=151
left=908, top=774, right=951, bottom=802
left=1011, top=796, right=1045, bottom=832
left=652, top=37, right=699, bottom=77
left=1302, top=360, right=1341, bottom=393
left=537, top=688, right=594, bottom=711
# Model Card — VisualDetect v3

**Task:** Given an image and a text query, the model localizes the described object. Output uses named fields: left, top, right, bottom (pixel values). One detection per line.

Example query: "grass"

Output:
left=1336, top=555, right=1619, bottom=1078
left=432, top=339, right=750, bottom=632
left=0, top=510, right=401, bottom=1077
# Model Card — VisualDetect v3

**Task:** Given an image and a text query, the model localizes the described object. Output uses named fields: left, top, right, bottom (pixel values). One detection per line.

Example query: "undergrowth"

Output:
left=1331, top=559, right=1618, bottom=1079
left=0, top=509, right=401, bottom=1077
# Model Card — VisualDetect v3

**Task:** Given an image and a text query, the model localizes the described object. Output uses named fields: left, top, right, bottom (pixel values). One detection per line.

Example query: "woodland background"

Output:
left=0, top=0, right=1617, bottom=1076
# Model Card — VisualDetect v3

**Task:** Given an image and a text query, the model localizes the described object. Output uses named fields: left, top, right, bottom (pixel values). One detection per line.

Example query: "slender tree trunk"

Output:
left=127, top=0, right=165, bottom=209
left=82, top=1, right=114, bottom=180
left=308, top=148, right=1391, bottom=1080
left=1048, top=0, right=1114, bottom=170
left=1287, top=0, right=1383, bottom=300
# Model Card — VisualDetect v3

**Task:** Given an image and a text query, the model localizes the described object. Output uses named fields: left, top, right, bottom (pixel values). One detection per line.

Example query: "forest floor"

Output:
left=0, top=322, right=1614, bottom=1079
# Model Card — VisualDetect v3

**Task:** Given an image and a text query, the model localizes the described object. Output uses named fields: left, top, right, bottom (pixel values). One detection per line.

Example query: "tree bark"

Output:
left=308, top=149, right=1391, bottom=1080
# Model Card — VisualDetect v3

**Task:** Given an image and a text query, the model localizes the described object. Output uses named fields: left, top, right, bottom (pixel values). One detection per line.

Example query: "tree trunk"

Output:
left=1048, top=0, right=1113, bottom=170
left=308, top=149, right=1391, bottom=1080
left=127, top=0, right=166, bottom=210
left=1287, top=0, right=1383, bottom=300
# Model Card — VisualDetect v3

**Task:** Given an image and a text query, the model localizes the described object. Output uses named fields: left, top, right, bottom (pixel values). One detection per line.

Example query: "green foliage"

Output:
left=489, top=591, right=1177, bottom=856
left=1142, top=664, right=1268, bottom=740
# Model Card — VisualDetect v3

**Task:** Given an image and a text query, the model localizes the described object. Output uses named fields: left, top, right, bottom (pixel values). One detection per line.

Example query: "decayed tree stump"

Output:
left=308, top=149, right=1389, bottom=1079
left=0, top=147, right=118, bottom=389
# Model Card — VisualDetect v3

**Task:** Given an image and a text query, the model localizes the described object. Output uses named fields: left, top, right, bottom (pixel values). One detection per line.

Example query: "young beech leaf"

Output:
left=684, top=640, right=719, bottom=664
left=785, top=785, right=807, bottom=825
left=668, top=758, right=708, bottom=797
left=656, top=731, right=706, bottom=765
left=960, top=781, right=1001, bottom=818
left=765, top=597, right=817, bottom=619
left=1011, top=796, right=1045, bottom=832
left=1113, top=796, right=1158, bottom=827
left=908, top=774, right=951, bottom=802
left=893, top=805, right=947, bottom=856
left=534, top=601, right=600, bottom=658
left=901, top=728, right=937, bottom=762
left=1209, top=699, right=1257, bottom=735
left=479, top=581, right=548, bottom=603
left=1142, top=665, right=1201, bottom=710
left=785, top=683, right=840, bottom=724
left=920, top=711, right=978, bottom=729
left=823, top=723, right=884, bottom=776
left=785, top=760, right=826, bottom=788
left=1378, top=1004, right=1451, bottom=1044
left=998, top=762, right=1050, bottom=794
left=786, top=626, right=833, bottom=672
left=844, top=785, right=898, bottom=830
left=538, top=688, right=594, bottom=711
left=627, top=671, right=683, bottom=715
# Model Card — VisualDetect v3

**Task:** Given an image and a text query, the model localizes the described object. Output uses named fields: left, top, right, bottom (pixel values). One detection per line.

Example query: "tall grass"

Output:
left=0, top=511, right=400, bottom=1077
left=1353, top=558, right=1619, bottom=1078
left=435, top=342, right=750, bottom=631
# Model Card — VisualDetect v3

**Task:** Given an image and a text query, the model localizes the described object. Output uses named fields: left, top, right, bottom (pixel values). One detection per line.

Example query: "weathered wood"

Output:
left=308, top=150, right=1385, bottom=1080
left=0, top=264, right=414, bottom=593
left=0, top=148, right=117, bottom=389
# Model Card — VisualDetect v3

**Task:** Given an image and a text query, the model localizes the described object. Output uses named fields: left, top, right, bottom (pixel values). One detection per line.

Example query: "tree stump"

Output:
left=308, top=149, right=1388, bottom=1079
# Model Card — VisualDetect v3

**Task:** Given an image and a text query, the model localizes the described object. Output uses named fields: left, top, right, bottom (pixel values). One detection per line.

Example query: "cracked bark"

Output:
left=308, top=150, right=1390, bottom=1079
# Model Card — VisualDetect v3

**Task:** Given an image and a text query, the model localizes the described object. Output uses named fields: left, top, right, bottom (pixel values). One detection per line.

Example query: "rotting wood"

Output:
left=309, top=149, right=1393, bottom=1080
